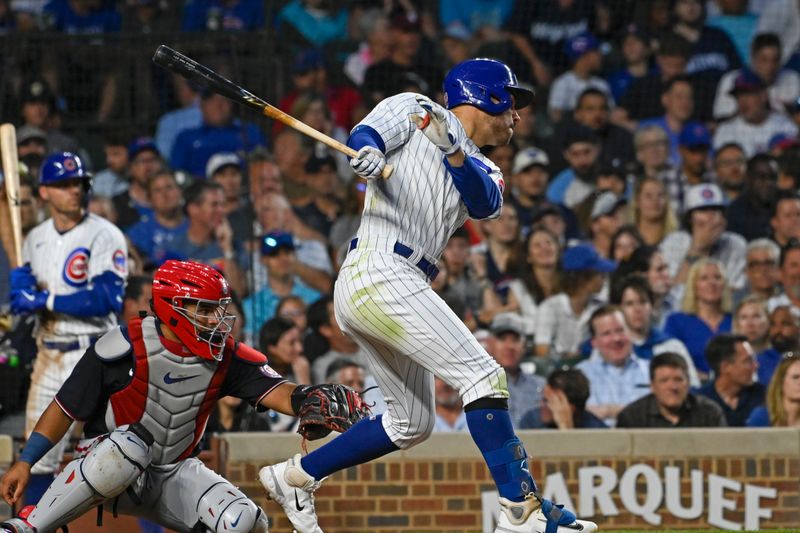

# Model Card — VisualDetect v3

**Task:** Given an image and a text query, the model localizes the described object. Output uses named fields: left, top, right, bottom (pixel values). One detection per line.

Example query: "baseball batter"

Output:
left=8, top=152, right=128, bottom=503
left=260, top=59, right=597, bottom=533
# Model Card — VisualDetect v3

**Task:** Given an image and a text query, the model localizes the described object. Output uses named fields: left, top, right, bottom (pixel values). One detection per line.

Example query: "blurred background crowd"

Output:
left=2, top=0, right=800, bottom=442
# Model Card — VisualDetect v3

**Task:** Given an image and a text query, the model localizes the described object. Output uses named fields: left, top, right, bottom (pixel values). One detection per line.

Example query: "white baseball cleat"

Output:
left=258, top=453, right=324, bottom=533
left=495, top=494, right=598, bottom=533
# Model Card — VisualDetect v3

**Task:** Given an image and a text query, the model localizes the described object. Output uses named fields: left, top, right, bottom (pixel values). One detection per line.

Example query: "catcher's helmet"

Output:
left=152, top=260, right=236, bottom=361
left=40, top=152, right=90, bottom=186
left=443, top=58, right=534, bottom=115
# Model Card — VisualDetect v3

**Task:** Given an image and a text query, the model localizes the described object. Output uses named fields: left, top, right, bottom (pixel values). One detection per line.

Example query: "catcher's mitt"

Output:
left=291, top=384, right=372, bottom=451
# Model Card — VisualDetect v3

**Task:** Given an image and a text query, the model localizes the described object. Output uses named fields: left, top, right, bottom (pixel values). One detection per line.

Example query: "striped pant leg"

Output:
left=334, top=253, right=509, bottom=447
left=26, top=342, right=82, bottom=475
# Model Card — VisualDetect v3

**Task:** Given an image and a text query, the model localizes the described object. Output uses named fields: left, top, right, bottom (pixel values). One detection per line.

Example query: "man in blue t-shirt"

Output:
left=170, top=90, right=266, bottom=178
left=181, top=0, right=264, bottom=32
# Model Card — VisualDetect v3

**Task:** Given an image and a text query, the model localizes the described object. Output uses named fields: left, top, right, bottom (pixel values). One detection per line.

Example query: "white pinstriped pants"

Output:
left=334, top=244, right=509, bottom=449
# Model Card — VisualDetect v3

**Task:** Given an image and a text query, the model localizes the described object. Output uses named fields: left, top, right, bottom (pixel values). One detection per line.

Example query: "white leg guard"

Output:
left=25, top=424, right=153, bottom=533
left=196, top=482, right=269, bottom=532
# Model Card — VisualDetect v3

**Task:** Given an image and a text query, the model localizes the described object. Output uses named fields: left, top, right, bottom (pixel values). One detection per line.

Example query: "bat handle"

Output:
left=381, top=164, right=393, bottom=179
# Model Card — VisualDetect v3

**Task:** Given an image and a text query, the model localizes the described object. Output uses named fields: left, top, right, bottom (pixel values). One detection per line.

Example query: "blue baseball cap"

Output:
left=679, top=121, right=711, bottom=149
left=128, top=137, right=159, bottom=159
left=565, top=31, right=600, bottom=62
left=561, top=243, right=617, bottom=273
left=261, top=231, right=295, bottom=256
left=293, top=48, right=325, bottom=75
left=729, top=68, right=767, bottom=95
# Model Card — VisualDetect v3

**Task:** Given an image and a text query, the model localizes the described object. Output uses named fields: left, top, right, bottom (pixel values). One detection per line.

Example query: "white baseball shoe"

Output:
left=259, top=453, right=324, bottom=533
left=495, top=494, right=598, bottom=533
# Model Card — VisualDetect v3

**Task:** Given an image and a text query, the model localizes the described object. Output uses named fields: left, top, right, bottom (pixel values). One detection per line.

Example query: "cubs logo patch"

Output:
left=260, top=364, right=281, bottom=379
left=63, top=158, right=77, bottom=172
left=63, top=247, right=90, bottom=287
left=113, top=249, right=127, bottom=273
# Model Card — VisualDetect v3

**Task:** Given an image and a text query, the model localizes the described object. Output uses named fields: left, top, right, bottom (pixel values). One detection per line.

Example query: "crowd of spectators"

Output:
left=3, top=0, right=800, bottom=438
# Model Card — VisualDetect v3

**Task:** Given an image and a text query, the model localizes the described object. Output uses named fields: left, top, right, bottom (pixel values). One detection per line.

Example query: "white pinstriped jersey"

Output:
left=22, top=213, right=128, bottom=338
left=355, top=92, right=505, bottom=260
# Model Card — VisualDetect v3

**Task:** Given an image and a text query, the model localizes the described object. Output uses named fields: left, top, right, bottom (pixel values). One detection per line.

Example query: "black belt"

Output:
left=43, top=337, right=99, bottom=352
left=349, top=238, right=439, bottom=281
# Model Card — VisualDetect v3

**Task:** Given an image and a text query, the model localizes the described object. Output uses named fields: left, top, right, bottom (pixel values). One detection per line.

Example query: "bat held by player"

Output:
left=152, top=45, right=393, bottom=179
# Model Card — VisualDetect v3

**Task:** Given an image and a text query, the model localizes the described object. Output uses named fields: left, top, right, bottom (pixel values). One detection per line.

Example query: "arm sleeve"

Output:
left=444, top=156, right=504, bottom=220
left=54, top=347, right=109, bottom=421
left=51, top=270, right=125, bottom=317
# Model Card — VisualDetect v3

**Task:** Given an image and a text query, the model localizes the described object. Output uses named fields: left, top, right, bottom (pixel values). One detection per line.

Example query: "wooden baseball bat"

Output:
left=152, top=45, right=393, bottom=179
left=0, top=123, right=23, bottom=267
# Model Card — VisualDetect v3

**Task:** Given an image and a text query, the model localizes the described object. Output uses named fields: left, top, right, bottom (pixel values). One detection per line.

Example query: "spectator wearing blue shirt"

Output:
left=747, top=353, right=800, bottom=427
left=166, top=180, right=247, bottom=296
left=699, top=334, right=765, bottom=426
left=664, top=259, right=733, bottom=377
left=672, top=0, right=742, bottom=78
left=518, top=368, right=607, bottom=430
left=612, top=275, right=700, bottom=387
left=126, top=169, right=188, bottom=270
left=155, top=77, right=202, bottom=159
left=576, top=305, right=651, bottom=426
left=242, top=231, right=321, bottom=341
left=759, top=305, right=800, bottom=385
left=439, top=0, right=513, bottom=35
left=607, top=25, right=655, bottom=104
left=170, top=91, right=266, bottom=178
left=43, top=0, right=121, bottom=33
left=181, top=0, right=264, bottom=32
left=276, top=0, right=347, bottom=48
left=639, top=76, right=695, bottom=170
left=112, top=136, right=160, bottom=230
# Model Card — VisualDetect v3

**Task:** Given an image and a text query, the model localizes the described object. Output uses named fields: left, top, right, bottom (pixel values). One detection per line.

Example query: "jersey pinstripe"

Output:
left=356, top=92, right=504, bottom=261
left=22, top=213, right=128, bottom=338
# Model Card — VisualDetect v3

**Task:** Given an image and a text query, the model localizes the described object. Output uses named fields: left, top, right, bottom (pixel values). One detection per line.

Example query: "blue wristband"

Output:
left=19, top=432, right=54, bottom=465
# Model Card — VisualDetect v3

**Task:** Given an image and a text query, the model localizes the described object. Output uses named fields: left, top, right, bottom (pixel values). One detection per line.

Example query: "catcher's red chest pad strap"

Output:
left=229, top=339, right=268, bottom=365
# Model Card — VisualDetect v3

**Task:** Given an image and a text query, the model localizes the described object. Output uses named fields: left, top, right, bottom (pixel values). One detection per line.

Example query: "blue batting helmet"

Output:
left=443, top=58, right=534, bottom=115
left=40, top=152, right=90, bottom=186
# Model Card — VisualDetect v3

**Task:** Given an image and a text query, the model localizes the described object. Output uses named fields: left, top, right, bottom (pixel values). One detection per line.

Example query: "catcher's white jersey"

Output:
left=22, top=213, right=128, bottom=338
left=355, top=92, right=504, bottom=260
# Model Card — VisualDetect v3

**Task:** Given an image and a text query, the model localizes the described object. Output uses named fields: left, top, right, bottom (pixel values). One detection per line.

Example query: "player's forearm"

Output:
left=444, top=156, right=502, bottom=219
left=19, top=401, right=73, bottom=466
left=259, top=382, right=300, bottom=416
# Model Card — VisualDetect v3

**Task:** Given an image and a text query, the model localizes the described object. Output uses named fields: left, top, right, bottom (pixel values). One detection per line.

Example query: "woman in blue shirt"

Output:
left=747, top=354, right=800, bottom=427
left=664, top=259, right=733, bottom=379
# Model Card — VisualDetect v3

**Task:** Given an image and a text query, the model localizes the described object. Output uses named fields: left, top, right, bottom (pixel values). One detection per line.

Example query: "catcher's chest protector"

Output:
left=107, top=317, right=230, bottom=464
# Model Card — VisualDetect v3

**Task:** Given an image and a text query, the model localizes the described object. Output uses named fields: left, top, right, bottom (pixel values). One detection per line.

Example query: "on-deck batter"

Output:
left=8, top=152, right=128, bottom=501
left=259, top=59, right=598, bottom=533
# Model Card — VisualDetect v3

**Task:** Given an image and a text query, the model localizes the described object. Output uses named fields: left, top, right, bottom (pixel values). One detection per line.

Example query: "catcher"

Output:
left=0, top=260, right=369, bottom=533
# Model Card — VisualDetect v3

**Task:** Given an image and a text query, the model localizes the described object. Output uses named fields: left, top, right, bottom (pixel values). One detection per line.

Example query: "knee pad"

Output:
left=25, top=424, right=153, bottom=532
left=197, top=482, right=267, bottom=532
left=482, top=438, right=537, bottom=501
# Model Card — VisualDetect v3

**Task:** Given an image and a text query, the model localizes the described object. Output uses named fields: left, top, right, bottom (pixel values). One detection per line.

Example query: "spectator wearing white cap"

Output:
left=660, top=183, right=747, bottom=290
left=207, top=152, right=251, bottom=244
left=509, top=146, right=581, bottom=240
left=586, top=191, right=627, bottom=259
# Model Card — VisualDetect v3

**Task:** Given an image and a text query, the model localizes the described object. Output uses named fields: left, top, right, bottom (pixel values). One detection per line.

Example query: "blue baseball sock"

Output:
left=466, top=407, right=536, bottom=503
left=23, top=473, right=55, bottom=507
left=300, top=414, right=399, bottom=480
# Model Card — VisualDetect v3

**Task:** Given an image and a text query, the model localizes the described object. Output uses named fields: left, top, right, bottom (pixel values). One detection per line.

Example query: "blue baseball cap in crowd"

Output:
left=128, top=137, right=159, bottom=159
left=679, top=121, right=712, bottom=149
left=293, top=48, right=325, bottom=76
left=729, top=68, right=767, bottom=95
left=769, top=133, right=800, bottom=152
left=261, top=231, right=295, bottom=256
left=565, top=31, right=600, bottom=62
left=561, top=243, right=617, bottom=273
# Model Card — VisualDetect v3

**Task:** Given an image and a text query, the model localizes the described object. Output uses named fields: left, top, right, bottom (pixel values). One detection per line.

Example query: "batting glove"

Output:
left=10, top=289, right=49, bottom=315
left=409, top=95, right=459, bottom=155
left=349, top=146, right=386, bottom=180
left=9, top=265, right=36, bottom=292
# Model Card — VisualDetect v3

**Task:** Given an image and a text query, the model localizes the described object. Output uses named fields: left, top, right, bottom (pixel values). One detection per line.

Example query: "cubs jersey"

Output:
left=355, top=92, right=504, bottom=261
left=22, top=213, right=128, bottom=338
